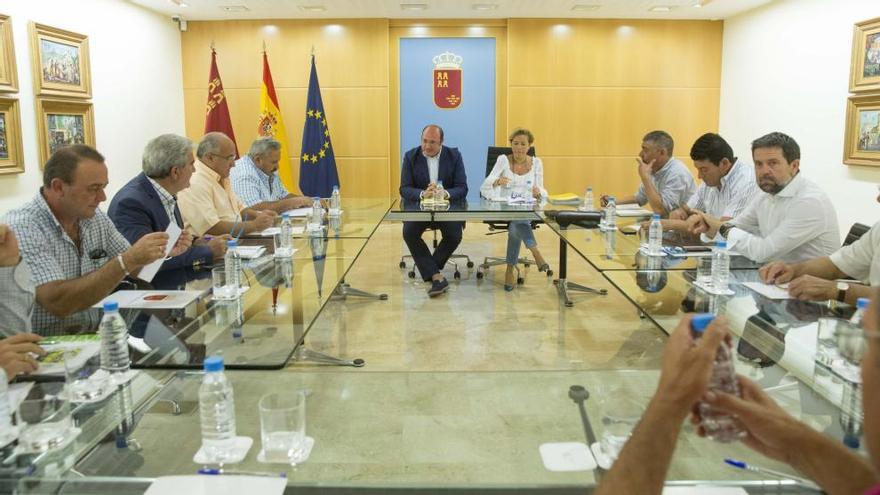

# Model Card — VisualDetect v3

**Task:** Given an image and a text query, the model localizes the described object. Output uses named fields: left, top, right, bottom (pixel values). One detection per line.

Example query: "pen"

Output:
left=198, top=468, right=286, bottom=478
left=724, top=458, right=818, bottom=488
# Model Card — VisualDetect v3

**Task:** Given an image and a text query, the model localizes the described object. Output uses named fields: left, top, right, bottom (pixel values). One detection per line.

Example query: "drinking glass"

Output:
left=259, top=391, right=306, bottom=464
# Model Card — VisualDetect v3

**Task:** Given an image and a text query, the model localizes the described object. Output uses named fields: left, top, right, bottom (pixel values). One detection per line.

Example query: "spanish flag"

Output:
left=257, top=51, right=294, bottom=191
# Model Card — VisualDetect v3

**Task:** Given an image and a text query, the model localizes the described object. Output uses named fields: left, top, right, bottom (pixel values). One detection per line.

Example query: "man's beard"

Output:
left=758, top=178, right=788, bottom=195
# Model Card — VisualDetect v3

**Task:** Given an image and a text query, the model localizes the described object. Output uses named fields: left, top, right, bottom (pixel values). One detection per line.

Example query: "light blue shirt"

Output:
left=634, top=157, right=697, bottom=213
left=230, top=155, right=289, bottom=207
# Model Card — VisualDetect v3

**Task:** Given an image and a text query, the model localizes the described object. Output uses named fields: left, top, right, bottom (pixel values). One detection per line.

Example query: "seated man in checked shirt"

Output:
left=3, top=145, right=186, bottom=335
left=230, top=136, right=311, bottom=214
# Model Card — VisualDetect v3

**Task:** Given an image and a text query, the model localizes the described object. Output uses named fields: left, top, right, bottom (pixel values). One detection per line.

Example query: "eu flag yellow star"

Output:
left=307, top=109, right=315, bottom=118
left=318, top=149, right=326, bottom=158
left=315, top=111, right=322, bottom=119
left=310, top=154, right=318, bottom=163
left=302, top=153, right=309, bottom=162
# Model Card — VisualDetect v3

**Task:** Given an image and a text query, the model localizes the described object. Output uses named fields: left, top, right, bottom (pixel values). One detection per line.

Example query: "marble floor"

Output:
left=298, top=221, right=667, bottom=372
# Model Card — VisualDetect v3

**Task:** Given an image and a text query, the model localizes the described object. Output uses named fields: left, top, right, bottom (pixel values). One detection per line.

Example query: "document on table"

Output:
left=283, top=207, right=311, bottom=218
left=137, top=222, right=182, bottom=283
left=235, top=245, right=266, bottom=259
left=145, top=475, right=286, bottom=495
left=615, top=204, right=653, bottom=217
left=261, top=226, right=304, bottom=236
left=92, top=290, right=205, bottom=309
left=742, top=281, right=791, bottom=300
left=35, top=335, right=101, bottom=376
left=663, top=487, right=747, bottom=495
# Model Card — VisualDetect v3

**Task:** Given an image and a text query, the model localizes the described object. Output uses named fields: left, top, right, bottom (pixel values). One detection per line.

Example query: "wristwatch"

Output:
left=837, top=281, right=850, bottom=303
left=718, top=222, right=734, bottom=239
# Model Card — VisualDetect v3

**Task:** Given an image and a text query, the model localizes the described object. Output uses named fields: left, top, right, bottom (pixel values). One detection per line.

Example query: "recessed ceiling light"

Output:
left=400, top=3, right=428, bottom=10
left=472, top=3, right=498, bottom=10
left=221, top=5, right=249, bottom=12
left=299, top=5, right=326, bottom=12
left=571, top=4, right=600, bottom=11
left=648, top=5, right=674, bottom=12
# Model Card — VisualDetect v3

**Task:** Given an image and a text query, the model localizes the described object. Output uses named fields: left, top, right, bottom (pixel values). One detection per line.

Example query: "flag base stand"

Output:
left=293, top=346, right=365, bottom=367
left=333, top=280, right=388, bottom=300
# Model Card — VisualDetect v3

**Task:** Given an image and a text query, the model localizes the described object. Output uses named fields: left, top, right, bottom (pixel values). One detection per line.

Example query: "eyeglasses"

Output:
left=210, top=152, right=236, bottom=162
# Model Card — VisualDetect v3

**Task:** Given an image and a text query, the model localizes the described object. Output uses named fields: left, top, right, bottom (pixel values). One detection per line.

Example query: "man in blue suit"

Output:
left=109, top=134, right=227, bottom=279
left=400, top=124, right=468, bottom=297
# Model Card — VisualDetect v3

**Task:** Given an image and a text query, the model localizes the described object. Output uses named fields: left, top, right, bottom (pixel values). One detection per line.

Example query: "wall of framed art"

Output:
left=720, top=0, right=880, bottom=234
left=0, top=0, right=185, bottom=212
left=0, top=97, right=23, bottom=175
left=845, top=16, right=880, bottom=168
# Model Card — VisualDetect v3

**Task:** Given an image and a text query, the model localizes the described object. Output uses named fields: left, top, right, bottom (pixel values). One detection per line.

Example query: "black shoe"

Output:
left=427, top=278, right=449, bottom=297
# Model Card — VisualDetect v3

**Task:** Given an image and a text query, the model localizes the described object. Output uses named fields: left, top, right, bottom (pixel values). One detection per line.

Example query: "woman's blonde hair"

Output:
left=508, top=127, right=534, bottom=145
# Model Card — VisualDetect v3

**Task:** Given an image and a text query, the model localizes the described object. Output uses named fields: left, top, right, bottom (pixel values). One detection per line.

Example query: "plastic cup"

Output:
left=259, top=391, right=306, bottom=464
left=18, top=397, right=73, bottom=452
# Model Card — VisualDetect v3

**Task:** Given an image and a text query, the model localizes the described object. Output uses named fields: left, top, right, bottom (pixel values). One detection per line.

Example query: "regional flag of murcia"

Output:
left=432, top=51, right=463, bottom=109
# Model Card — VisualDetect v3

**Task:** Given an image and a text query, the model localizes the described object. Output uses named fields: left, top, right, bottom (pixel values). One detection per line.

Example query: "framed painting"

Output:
left=844, top=94, right=880, bottom=166
left=850, top=16, right=880, bottom=93
left=35, top=98, right=95, bottom=167
left=29, top=22, right=90, bottom=98
left=0, top=97, right=23, bottom=174
left=0, top=14, right=17, bottom=92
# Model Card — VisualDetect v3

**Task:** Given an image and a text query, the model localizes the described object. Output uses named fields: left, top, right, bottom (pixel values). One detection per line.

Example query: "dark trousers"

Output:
left=402, top=221, right=464, bottom=281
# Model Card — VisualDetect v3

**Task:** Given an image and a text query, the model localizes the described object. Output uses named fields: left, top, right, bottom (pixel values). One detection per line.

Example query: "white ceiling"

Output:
left=129, top=0, right=774, bottom=21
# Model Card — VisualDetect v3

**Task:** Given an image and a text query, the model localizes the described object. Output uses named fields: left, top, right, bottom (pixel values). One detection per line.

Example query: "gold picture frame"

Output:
left=35, top=98, right=95, bottom=167
left=0, top=14, right=17, bottom=92
left=844, top=94, right=880, bottom=166
left=29, top=22, right=91, bottom=98
left=850, top=16, right=880, bottom=93
left=0, top=97, right=23, bottom=174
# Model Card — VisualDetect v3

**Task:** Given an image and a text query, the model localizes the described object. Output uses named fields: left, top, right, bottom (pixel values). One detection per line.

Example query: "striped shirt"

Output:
left=3, top=191, right=130, bottom=335
left=147, top=177, right=180, bottom=227
left=230, top=155, right=289, bottom=207
left=687, top=159, right=758, bottom=219
left=634, top=157, right=697, bottom=213
left=0, top=261, right=34, bottom=336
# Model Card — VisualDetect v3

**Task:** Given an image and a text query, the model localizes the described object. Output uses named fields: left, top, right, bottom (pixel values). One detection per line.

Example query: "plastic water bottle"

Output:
left=224, top=240, right=241, bottom=292
left=329, top=186, right=341, bottom=216
left=309, top=197, right=323, bottom=231
left=711, top=240, right=730, bottom=293
left=0, top=371, right=15, bottom=446
left=692, top=314, right=746, bottom=443
left=198, top=355, right=237, bottom=462
left=851, top=297, right=870, bottom=325
left=604, top=196, right=617, bottom=230
left=99, top=301, right=130, bottom=377
left=525, top=179, right=534, bottom=202
left=434, top=180, right=445, bottom=203
left=277, top=213, right=293, bottom=258
left=582, top=187, right=594, bottom=211
left=648, top=214, right=663, bottom=255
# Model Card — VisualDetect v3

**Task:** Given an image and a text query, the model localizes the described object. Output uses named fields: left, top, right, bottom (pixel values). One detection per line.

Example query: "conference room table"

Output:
left=2, top=197, right=859, bottom=494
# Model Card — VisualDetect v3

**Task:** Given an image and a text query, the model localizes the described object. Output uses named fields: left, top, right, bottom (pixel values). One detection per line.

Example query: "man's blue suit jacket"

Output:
left=108, top=173, right=212, bottom=272
left=399, top=146, right=468, bottom=201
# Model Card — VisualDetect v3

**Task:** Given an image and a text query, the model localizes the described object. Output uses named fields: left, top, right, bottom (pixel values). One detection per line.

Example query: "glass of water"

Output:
left=18, top=397, right=73, bottom=452
left=211, top=267, right=235, bottom=300
left=599, top=396, right=644, bottom=461
left=64, top=350, right=109, bottom=403
left=259, top=391, right=306, bottom=464
left=695, top=256, right=713, bottom=288
left=816, top=317, right=846, bottom=371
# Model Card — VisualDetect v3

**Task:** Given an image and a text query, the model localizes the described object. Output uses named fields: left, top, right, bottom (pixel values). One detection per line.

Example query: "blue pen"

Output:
left=198, top=468, right=286, bottom=478
left=724, top=458, right=817, bottom=488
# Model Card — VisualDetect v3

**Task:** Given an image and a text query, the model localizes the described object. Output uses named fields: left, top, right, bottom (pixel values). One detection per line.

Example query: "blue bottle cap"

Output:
left=609, top=196, right=616, bottom=201
left=103, top=301, right=119, bottom=312
left=282, top=213, right=290, bottom=220
left=587, top=186, right=593, bottom=191
left=690, top=313, right=716, bottom=333
left=204, top=355, right=224, bottom=372
left=313, top=197, right=320, bottom=201
left=333, top=185, right=339, bottom=191
left=857, top=297, right=870, bottom=310
left=652, top=214, right=660, bottom=220
left=843, top=434, right=860, bottom=449
left=226, top=240, right=237, bottom=248
left=715, top=240, right=727, bottom=249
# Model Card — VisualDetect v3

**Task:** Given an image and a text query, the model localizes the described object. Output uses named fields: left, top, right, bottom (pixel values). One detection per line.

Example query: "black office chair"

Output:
left=843, top=222, right=870, bottom=247
left=399, top=227, right=474, bottom=280
left=475, top=145, right=552, bottom=284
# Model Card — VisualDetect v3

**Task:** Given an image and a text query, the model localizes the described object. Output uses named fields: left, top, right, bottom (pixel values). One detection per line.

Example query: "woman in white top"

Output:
left=479, top=128, right=549, bottom=291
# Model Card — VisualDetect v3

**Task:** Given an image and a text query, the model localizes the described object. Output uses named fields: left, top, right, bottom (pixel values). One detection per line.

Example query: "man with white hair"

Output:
left=108, top=134, right=228, bottom=274
left=231, top=136, right=311, bottom=213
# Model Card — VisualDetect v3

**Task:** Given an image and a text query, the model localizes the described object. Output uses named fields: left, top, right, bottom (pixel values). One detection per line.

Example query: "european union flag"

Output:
left=299, top=55, right=339, bottom=198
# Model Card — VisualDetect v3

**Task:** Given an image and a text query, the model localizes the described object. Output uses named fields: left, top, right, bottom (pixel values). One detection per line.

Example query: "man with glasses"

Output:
left=178, top=132, right=275, bottom=236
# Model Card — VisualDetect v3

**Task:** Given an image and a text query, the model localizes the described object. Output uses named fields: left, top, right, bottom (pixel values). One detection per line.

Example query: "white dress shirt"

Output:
left=480, top=154, right=548, bottom=200
left=687, top=159, right=758, bottom=219
left=726, top=173, right=839, bottom=264
left=830, top=220, right=880, bottom=286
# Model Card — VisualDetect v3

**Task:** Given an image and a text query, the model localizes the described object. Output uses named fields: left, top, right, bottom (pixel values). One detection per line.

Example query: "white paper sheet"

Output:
left=616, top=208, right=654, bottom=217
left=235, top=246, right=266, bottom=259
left=282, top=207, right=312, bottom=218
left=92, top=290, right=204, bottom=309
left=261, top=226, right=304, bottom=237
left=145, top=475, right=286, bottom=495
left=663, top=487, right=747, bottom=495
left=137, top=222, right=183, bottom=283
left=742, top=281, right=791, bottom=300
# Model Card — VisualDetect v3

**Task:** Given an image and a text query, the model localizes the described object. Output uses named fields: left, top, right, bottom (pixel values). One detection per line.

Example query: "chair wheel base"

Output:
left=517, top=277, right=524, bottom=285
left=466, top=261, right=475, bottom=268
left=453, top=271, right=461, bottom=280
left=398, top=261, right=406, bottom=269
left=476, top=271, right=484, bottom=279
left=408, top=271, right=415, bottom=278
left=546, top=270, right=554, bottom=277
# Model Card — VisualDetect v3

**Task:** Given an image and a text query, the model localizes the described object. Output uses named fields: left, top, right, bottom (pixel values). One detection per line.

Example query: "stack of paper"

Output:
left=235, top=245, right=266, bottom=259
left=615, top=204, right=653, bottom=217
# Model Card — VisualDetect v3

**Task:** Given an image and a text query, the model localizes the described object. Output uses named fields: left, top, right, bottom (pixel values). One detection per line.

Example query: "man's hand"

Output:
left=0, top=225, right=20, bottom=267
left=252, top=211, right=275, bottom=231
left=0, top=333, right=44, bottom=379
left=168, top=232, right=192, bottom=258
left=287, top=196, right=312, bottom=209
left=599, top=194, right=610, bottom=207
left=668, top=208, right=688, bottom=221
left=206, top=235, right=230, bottom=260
left=695, top=376, right=811, bottom=465
left=126, top=232, right=170, bottom=267
left=788, top=275, right=837, bottom=301
left=636, top=157, right=655, bottom=178
left=654, top=315, right=729, bottom=416
left=686, top=213, right=709, bottom=235
left=759, top=261, right=795, bottom=284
